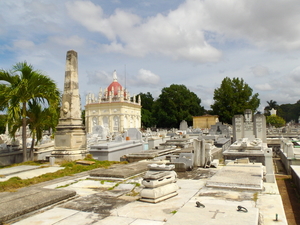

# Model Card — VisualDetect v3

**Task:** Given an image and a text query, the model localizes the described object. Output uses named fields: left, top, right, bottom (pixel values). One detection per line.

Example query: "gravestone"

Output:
left=124, top=128, right=142, bottom=141
left=92, top=125, right=108, bottom=140
left=52, top=50, right=87, bottom=161
left=179, top=120, right=188, bottom=131
left=233, top=109, right=266, bottom=142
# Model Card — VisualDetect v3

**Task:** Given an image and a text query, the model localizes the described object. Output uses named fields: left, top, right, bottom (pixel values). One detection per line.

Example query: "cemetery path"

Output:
left=276, top=176, right=300, bottom=225
left=275, top=158, right=300, bottom=225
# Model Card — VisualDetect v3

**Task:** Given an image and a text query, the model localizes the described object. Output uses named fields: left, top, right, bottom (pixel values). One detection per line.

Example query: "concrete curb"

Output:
left=0, top=187, right=76, bottom=223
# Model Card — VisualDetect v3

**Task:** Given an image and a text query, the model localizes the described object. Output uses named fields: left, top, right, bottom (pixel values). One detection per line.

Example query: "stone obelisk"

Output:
left=52, top=50, right=87, bottom=161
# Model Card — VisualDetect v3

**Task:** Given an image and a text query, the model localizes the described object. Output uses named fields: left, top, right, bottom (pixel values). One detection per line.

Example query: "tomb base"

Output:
left=140, top=183, right=179, bottom=201
left=140, top=191, right=178, bottom=203
left=53, top=125, right=87, bottom=162
left=140, top=164, right=179, bottom=203
left=51, top=149, right=88, bottom=162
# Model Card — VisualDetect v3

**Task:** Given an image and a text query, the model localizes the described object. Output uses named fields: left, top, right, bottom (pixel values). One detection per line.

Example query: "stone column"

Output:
left=193, top=139, right=201, bottom=167
left=232, top=115, right=244, bottom=142
left=264, top=148, right=275, bottom=183
left=52, top=50, right=87, bottom=161
left=286, top=142, right=294, bottom=158
left=254, top=114, right=266, bottom=142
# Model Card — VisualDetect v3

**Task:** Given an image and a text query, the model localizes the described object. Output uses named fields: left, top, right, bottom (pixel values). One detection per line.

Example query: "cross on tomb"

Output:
left=209, top=209, right=225, bottom=219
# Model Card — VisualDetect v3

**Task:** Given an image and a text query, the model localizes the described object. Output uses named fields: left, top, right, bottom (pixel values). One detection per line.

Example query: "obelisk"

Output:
left=52, top=50, right=87, bottom=161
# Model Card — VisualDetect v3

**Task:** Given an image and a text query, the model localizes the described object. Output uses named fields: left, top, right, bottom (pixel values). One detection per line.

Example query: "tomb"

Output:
left=278, top=138, right=300, bottom=174
left=140, top=164, right=179, bottom=203
left=224, top=109, right=268, bottom=164
left=52, top=50, right=87, bottom=161
left=232, top=109, right=266, bottom=142
left=223, top=138, right=267, bottom=164
left=89, top=128, right=144, bottom=161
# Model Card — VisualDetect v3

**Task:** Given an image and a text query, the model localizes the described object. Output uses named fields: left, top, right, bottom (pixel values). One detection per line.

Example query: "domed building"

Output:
left=85, top=70, right=141, bottom=133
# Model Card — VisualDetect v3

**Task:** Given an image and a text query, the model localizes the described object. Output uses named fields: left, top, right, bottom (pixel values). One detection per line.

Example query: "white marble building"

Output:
left=85, top=71, right=141, bottom=134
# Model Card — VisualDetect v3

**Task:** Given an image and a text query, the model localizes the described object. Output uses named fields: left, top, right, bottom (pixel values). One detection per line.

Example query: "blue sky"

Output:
left=1, top=0, right=300, bottom=112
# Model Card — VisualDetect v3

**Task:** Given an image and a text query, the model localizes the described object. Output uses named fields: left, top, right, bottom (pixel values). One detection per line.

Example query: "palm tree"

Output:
left=0, top=62, right=60, bottom=162
left=265, top=100, right=278, bottom=110
left=264, top=100, right=278, bottom=115
left=28, top=100, right=59, bottom=160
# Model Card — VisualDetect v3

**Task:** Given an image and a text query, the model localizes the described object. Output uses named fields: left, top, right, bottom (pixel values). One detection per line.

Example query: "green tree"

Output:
left=211, top=77, right=260, bottom=124
left=9, top=100, right=59, bottom=160
left=0, top=114, right=7, bottom=134
left=264, top=100, right=278, bottom=116
left=266, top=115, right=286, bottom=128
left=277, top=100, right=300, bottom=123
left=0, top=62, right=60, bottom=162
left=153, top=84, right=204, bottom=128
left=138, top=92, right=156, bottom=128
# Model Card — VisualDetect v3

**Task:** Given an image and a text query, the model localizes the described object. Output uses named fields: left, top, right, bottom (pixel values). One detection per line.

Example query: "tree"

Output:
left=153, top=84, right=204, bottom=128
left=0, top=114, right=7, bottom=134
left=0, top=62, right=60, bottom=162
left=138, top=92, right=156, bottom=128
left=266, top=115, right=286, bottom=128
left=264, top=100, right=278, bottom=115
left=8, top=100, right=59, bottom=160
left=211, top=77, right=260, bottom=124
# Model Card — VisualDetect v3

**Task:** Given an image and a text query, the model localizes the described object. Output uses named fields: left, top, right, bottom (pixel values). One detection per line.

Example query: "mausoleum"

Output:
left=85, top=71, right=141, bottom=133
left=193, top=115, right=219, bottom=129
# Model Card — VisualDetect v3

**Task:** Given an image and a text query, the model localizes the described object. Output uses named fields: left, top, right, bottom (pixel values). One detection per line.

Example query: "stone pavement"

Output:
left=0, top=165, right=64, bottom=181
left=0, top=162, right=288, bottom=224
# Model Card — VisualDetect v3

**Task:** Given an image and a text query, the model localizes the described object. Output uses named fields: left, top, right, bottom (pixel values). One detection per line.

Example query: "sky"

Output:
left=1, top=0, right=300, bottom=112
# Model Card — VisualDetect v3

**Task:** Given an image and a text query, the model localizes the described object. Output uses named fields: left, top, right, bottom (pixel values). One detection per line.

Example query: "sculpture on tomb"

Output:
left=52, top=50, right=87, bottom=161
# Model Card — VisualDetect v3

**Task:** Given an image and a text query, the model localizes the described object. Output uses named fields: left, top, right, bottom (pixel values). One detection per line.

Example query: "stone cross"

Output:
left=209, top=209, right=225, bottom=219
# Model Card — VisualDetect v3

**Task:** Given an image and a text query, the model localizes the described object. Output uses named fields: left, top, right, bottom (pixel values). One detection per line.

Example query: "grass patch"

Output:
left=100, top=180, right=115, bottom=184
left=0, top=159, right=121, bottom=192
left=253, top=192, right=258, bottom=202
left=108, top=183, right=120, bottom=190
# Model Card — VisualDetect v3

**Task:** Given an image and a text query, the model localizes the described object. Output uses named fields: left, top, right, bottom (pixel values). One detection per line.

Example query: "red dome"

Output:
left=107, top=81, right=123, bottom=96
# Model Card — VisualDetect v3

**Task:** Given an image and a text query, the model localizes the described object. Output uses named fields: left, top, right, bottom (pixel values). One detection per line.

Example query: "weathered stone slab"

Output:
left=0, top=188, right=76, bottom=223
left=148, top=164, right=175, bottom=171
left=140, top=191, right=178, bottom=203
left=143, top=171, right=175, bottom=180
left=140, top=183, right=179, bottom=199
left=76, top=160, right=95, bottom=165
left=206, top=164, right=263, bottom=190
left=142, top=171, right=177, bottom=188
left=164, top=198, right=259, bottom=225
left=0, top=165, right=39, bottom=177
left=89, top=161, right=151, bottom=179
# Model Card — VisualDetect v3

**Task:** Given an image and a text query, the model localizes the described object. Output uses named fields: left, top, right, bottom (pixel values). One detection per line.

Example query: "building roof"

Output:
left=107, top=70, right=125, bottom=96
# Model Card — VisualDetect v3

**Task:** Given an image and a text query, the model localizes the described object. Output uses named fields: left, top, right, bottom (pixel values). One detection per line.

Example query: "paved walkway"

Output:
left=0, top=162, right=288, bottom=224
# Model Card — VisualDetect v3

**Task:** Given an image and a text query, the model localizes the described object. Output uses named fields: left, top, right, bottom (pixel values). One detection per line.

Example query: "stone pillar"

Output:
left=201, top=139, right=206, bottom=166
left=254, top=114, right=266, bottom=142
left=286, top=142, right=294, bottom=158
left=264, top=148, right=275, bottom=183
left=193, top=139, right=201, bottom=167
left=232, top=115, right=244, bottom=142
left=193, top=138, right=206, bottom=167
left=52, top=50, right=87, bottom=161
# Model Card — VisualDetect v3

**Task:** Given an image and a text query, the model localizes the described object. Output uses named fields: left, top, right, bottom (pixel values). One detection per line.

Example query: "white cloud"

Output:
left=251, top=65, right=270, bottom=77
left=49, top=35, right=85, bottom=48
left=13, top=40, right=35, bottom=49
left=290, top=66, right=300, bottom=78
left=66, top=0, right=222, bottom=63
left=86, top=70, right=111, bottom=85
left=255, top=83, right=273, bottom=91
left=136, top=69, right=160, bottom=85
left=203, top=0, right=300, bottom=51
